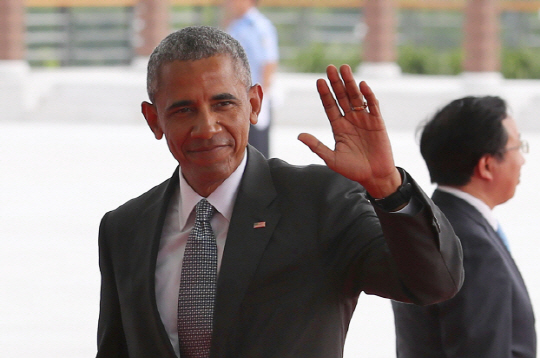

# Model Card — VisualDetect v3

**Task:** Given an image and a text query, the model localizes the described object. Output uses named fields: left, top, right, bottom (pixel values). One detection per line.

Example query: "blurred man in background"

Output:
left=223, top=0, right=278, bottom=158
left=392, top=96, right=536, bottom=358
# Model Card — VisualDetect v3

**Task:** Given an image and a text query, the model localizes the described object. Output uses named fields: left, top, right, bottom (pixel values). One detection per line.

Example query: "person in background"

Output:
left=392, top=96, right=536, bottom=358
left=223, top=0, right=278, bottom=158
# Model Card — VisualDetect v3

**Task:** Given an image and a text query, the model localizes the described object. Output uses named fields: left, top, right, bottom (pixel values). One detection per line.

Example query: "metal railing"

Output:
left=23, top=0, right=540, bottom=67
left=25, top=0, right=540, bottom=11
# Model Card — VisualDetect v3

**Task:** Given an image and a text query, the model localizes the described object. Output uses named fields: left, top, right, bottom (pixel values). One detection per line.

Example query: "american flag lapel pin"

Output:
left=253, top=221, right=266, bottom=229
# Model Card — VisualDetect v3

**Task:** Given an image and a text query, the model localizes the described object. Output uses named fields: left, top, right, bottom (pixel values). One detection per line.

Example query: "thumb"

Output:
left=298, top=133, right=334, bottom=165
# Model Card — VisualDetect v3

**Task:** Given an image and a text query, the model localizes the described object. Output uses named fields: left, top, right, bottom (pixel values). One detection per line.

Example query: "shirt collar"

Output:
left=178, top=149, right=248, bottom=231
left=437, top=185, right=499, bottom=231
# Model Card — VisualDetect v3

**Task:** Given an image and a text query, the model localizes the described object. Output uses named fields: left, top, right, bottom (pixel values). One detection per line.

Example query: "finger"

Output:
left=326, top=65, right=352, bottom=114
left=359, top=81, right=381, bottom=117
left=340, top=65, right=365, bottom=109
left=316, top=78, right=343, bottom=123
left=298, top=133, right=334, bottom=165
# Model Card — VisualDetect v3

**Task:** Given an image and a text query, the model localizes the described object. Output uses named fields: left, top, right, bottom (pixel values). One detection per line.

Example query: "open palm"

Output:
left=298, top=64, right=401, bottom=198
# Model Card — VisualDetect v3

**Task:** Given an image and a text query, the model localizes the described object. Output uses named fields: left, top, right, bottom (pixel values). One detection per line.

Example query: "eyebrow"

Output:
left=212, top=93, right=238, bottom=101
left=166, top=93, right=239, bottom=112
left=167, top=100, right=193, bottom=112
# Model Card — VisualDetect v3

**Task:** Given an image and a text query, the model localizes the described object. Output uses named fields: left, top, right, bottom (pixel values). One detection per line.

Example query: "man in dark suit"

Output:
left=96, top=26, right=463, bottom=358
left=392, top=96, right=536, bottom=358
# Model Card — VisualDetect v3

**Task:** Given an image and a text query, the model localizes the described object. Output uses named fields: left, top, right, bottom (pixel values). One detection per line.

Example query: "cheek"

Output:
left=231, top=120, right=251, bottom=141
left=164, top=129, right=189, bottom=156
left=507, top=164, right=522, bottom=188
left=513, top=157, right=524, bottom=176
left=165, top=137, right=181, bottom=158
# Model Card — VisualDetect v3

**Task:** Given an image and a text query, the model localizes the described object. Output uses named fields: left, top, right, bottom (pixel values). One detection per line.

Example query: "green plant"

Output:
left=398, top=45, right=462, bottom=75
left=289, top=43, right=361, bottom=73
left=502, top=48, right=540, bottom=79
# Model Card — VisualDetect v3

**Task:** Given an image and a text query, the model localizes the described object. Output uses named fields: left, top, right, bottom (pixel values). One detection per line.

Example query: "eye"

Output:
left=216, top=101, right=233, bottom=107
left=171, top=107, right=193, bottom=115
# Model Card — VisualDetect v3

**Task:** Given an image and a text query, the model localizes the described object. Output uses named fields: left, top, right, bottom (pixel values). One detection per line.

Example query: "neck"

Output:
left=239, top=4, right=253, bottom=17
left=446, top=182, right=497, bottom=209
left=182, top=172, right=226, bottom=198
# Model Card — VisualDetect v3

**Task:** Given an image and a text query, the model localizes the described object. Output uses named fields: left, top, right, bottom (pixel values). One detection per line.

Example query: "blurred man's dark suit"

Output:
left=97, top=147, right=463, bottom=358
left=392, top=189, right=536, bottom=358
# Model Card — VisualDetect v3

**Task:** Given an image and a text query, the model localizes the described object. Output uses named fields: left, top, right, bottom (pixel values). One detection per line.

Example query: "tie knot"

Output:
left=195, top=198, right=214, bottom=223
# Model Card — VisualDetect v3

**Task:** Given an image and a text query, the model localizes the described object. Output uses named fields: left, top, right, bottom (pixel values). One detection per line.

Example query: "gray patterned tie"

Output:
left=177, top=198, right=217, bottom=358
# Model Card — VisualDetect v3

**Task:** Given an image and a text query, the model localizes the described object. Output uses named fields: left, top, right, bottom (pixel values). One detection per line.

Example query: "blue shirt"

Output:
left=227, top=7, right=279, bottom=86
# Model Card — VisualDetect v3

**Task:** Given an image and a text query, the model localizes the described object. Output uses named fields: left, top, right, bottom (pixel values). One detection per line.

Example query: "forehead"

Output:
left=155, top=55, right=244, bottom=99
left=502, top=116, right=520, bottom=141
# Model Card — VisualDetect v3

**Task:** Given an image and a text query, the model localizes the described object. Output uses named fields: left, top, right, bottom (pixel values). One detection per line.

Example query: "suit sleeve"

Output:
left=96, top=212, right=129, bottom=358
left=434, top=233, right=513, bottom=357
left=346, top=172, right=464, bottom=305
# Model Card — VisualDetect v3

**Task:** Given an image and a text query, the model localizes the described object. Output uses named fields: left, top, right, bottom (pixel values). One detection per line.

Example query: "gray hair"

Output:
left=146, top=26, right=252, bottom=103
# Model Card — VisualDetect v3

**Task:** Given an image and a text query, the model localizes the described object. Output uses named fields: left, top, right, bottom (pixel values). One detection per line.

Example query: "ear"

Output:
left=248, top=84, right=263, bottom=125
left=475, top=154, right=495, bottom=181
left=141, top=101, right=163, bottom=140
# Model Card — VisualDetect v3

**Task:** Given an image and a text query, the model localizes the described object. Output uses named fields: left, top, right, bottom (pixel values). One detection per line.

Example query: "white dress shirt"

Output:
left=155, top=151, right=247, bottom=357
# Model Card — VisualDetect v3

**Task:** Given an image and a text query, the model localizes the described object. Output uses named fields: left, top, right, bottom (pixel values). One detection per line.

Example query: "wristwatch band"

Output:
left=366, top=167, right=413, bottom=212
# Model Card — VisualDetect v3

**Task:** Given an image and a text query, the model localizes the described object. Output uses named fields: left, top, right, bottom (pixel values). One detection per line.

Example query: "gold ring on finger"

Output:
left=351, top=102, right=368, bottom=111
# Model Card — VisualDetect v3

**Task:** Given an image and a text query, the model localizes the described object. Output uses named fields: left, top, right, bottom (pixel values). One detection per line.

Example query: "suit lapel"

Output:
left=211, top=146, right=281, bottom=356
left=137, top=156, right=280, bottom=356
left=132, top=167, right=180, bottom=357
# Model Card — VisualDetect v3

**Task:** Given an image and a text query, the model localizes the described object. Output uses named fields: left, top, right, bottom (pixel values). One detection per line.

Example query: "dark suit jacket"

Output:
left=392, top=189, right=536, bottom=358
left=97, top=146, right=463, bottom=358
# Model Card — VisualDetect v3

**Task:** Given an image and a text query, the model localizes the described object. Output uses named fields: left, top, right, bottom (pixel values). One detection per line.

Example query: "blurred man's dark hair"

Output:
left=419, top=96, right=509, bottom=186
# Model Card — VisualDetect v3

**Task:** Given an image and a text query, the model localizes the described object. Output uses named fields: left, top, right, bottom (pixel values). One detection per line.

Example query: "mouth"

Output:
left=188, top=144, right=228, bottom=154
left=186, top=143, right=233, bottom=163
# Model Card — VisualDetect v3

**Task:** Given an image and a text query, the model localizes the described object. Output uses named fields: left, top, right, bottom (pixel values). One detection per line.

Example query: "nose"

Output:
left=191, top=108, right=221, bottom=139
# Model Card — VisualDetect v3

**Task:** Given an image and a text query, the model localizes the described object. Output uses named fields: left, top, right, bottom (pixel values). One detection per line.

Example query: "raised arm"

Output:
left=300, top=64, right=464, bottom=304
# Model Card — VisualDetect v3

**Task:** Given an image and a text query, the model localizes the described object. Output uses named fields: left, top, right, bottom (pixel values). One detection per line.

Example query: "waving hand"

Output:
left=298, top=64, right=401, bottom=198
